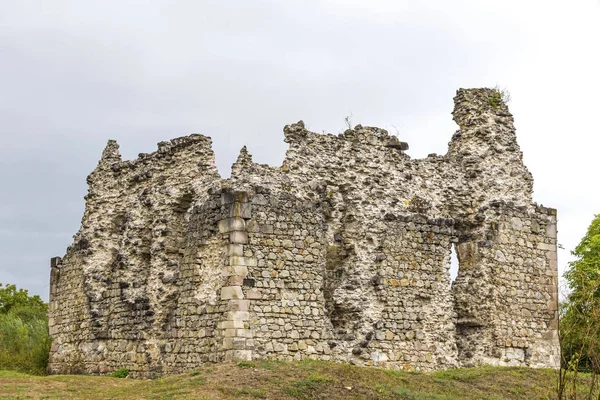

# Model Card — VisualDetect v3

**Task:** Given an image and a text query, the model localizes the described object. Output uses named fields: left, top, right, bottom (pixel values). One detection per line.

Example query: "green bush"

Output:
left=0, top=309, right=51, bottom=375
left=0, top=283, right=51, bottom=375
left=109, top=368, right=130, bottom=378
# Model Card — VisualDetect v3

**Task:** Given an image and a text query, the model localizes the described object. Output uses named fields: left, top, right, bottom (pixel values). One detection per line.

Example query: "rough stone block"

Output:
left=251, top=194, right=268, bottom=205
left=246, top=220, right=260, bottom=232
left=260, top=224, right=274, bottom=234
left=50, top=257, right=61, bottom=268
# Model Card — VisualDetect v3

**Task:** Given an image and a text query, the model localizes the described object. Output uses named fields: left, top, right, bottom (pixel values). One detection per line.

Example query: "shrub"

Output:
left=0, top=311, right=51, bottom=375
left=109, top=368, right=130, bottom=378
left=0, top=284, right=51, bottom=375
left=488, top=86, right=511, bottom=109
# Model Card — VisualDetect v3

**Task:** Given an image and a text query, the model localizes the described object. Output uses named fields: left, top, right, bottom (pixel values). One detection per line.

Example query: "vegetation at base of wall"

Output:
left=0, top=283, right=51, bottom=375
left=558, top=214, right=600, bottom=399
left=109, top=368, right=130, bottom=378
left=0, top=360, right=597, bottom=400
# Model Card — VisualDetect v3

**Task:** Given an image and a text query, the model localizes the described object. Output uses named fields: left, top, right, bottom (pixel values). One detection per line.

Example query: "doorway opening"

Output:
left=450, top=244, right=459, bottom=284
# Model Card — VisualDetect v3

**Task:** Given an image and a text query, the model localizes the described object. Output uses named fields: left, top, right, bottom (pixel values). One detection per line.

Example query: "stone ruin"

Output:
left=48, top=88, right=560, bottom=377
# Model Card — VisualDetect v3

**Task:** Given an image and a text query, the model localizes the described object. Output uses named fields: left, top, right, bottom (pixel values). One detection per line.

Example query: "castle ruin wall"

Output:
left=48, top=88, right=559, bottom=377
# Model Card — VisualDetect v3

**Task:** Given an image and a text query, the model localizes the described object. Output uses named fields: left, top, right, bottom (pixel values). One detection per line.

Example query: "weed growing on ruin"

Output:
left=109, top=368, right=129, bottom=378
left=344, top=112, right=353, bottom=130
left=237, top=361, right=256, bottom=369
left=489, top=86, right=511, bottom=108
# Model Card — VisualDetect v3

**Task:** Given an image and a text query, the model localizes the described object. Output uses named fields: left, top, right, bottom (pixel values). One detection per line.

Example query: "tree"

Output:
left=0, top=283, right=47, bottom=315
left=559, top=214, right=600, bottom=399
left=0, top=283, right=50, bottom=375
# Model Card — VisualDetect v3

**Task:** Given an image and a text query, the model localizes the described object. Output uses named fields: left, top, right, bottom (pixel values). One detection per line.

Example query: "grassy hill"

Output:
left=0, top=360, right=581, bottom=400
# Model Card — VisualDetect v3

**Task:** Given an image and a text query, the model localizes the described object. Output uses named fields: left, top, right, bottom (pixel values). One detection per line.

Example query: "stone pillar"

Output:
left=48, top=257, right=61, bottom=335
left=536, top=208, right=560, bottom=368
left=218, top=192, right=256, bottom=362
left=545, top=210, right=559, bottom=326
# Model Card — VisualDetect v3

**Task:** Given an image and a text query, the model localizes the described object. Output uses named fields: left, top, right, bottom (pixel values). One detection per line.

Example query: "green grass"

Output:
left=0, top=361, right=594, bottom=399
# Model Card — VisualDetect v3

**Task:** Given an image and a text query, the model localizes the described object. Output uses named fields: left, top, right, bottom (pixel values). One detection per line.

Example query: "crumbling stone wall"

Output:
left=48, top=88, right=559, bottom=377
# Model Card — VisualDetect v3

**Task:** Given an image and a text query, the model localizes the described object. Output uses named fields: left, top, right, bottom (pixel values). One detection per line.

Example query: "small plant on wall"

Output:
left=488, top=86, right=511, bottom=109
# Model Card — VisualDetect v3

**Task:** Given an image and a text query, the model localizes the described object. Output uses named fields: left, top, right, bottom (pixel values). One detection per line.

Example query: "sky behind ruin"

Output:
left=1, top=0, right=599, bottom=300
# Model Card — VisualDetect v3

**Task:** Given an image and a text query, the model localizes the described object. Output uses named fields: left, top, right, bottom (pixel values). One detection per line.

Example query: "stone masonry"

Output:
left=48, top=88, right=560, bottom=377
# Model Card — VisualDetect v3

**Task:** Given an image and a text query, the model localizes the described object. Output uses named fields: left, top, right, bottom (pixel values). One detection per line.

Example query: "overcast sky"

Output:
left=1, top=0, right=598, bottom=301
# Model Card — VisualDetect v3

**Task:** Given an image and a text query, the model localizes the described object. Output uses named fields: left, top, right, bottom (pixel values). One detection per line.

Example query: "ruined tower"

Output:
left=48, top=88, right=559, bottom=377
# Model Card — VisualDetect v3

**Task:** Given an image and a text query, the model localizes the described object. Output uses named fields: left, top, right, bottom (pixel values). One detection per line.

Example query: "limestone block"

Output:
left=222, top=265, right=249, bottom=277
left=218, top=218, right=245, bottom=233
left=221, top=286, right=244, bottom=300
left=260, top=224, right=274, bottom=234
left=232, top=337, right=247, bottom=350
left=230, top=202, right=252, bottom=219
left=221, top=192, right=237, bottom=205
left=227, top=300, right=250, bottom=312
left=230, top=231, right=249, bottom=244
left=537, top=242, right=556, bottom=251
left=223, top=337, right=234, bottom=349
left=221, top=320, right=245, bottom=329
left=230, top=256, right=257, bottom=267
left=546, top=223, right=557, bottom=239
left=228, top=275, right=244, bottom=286
left=227, top=244, right=244, bottom=256
left=225, top=350, right=252, bottom=362
left=227, top=311, right=250, bottom=321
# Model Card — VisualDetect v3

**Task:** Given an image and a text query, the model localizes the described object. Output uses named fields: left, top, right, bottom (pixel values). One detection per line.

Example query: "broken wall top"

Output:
left=230, top=88, right=535, bottom=222
left=80, top=88, right=538, bottom=236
